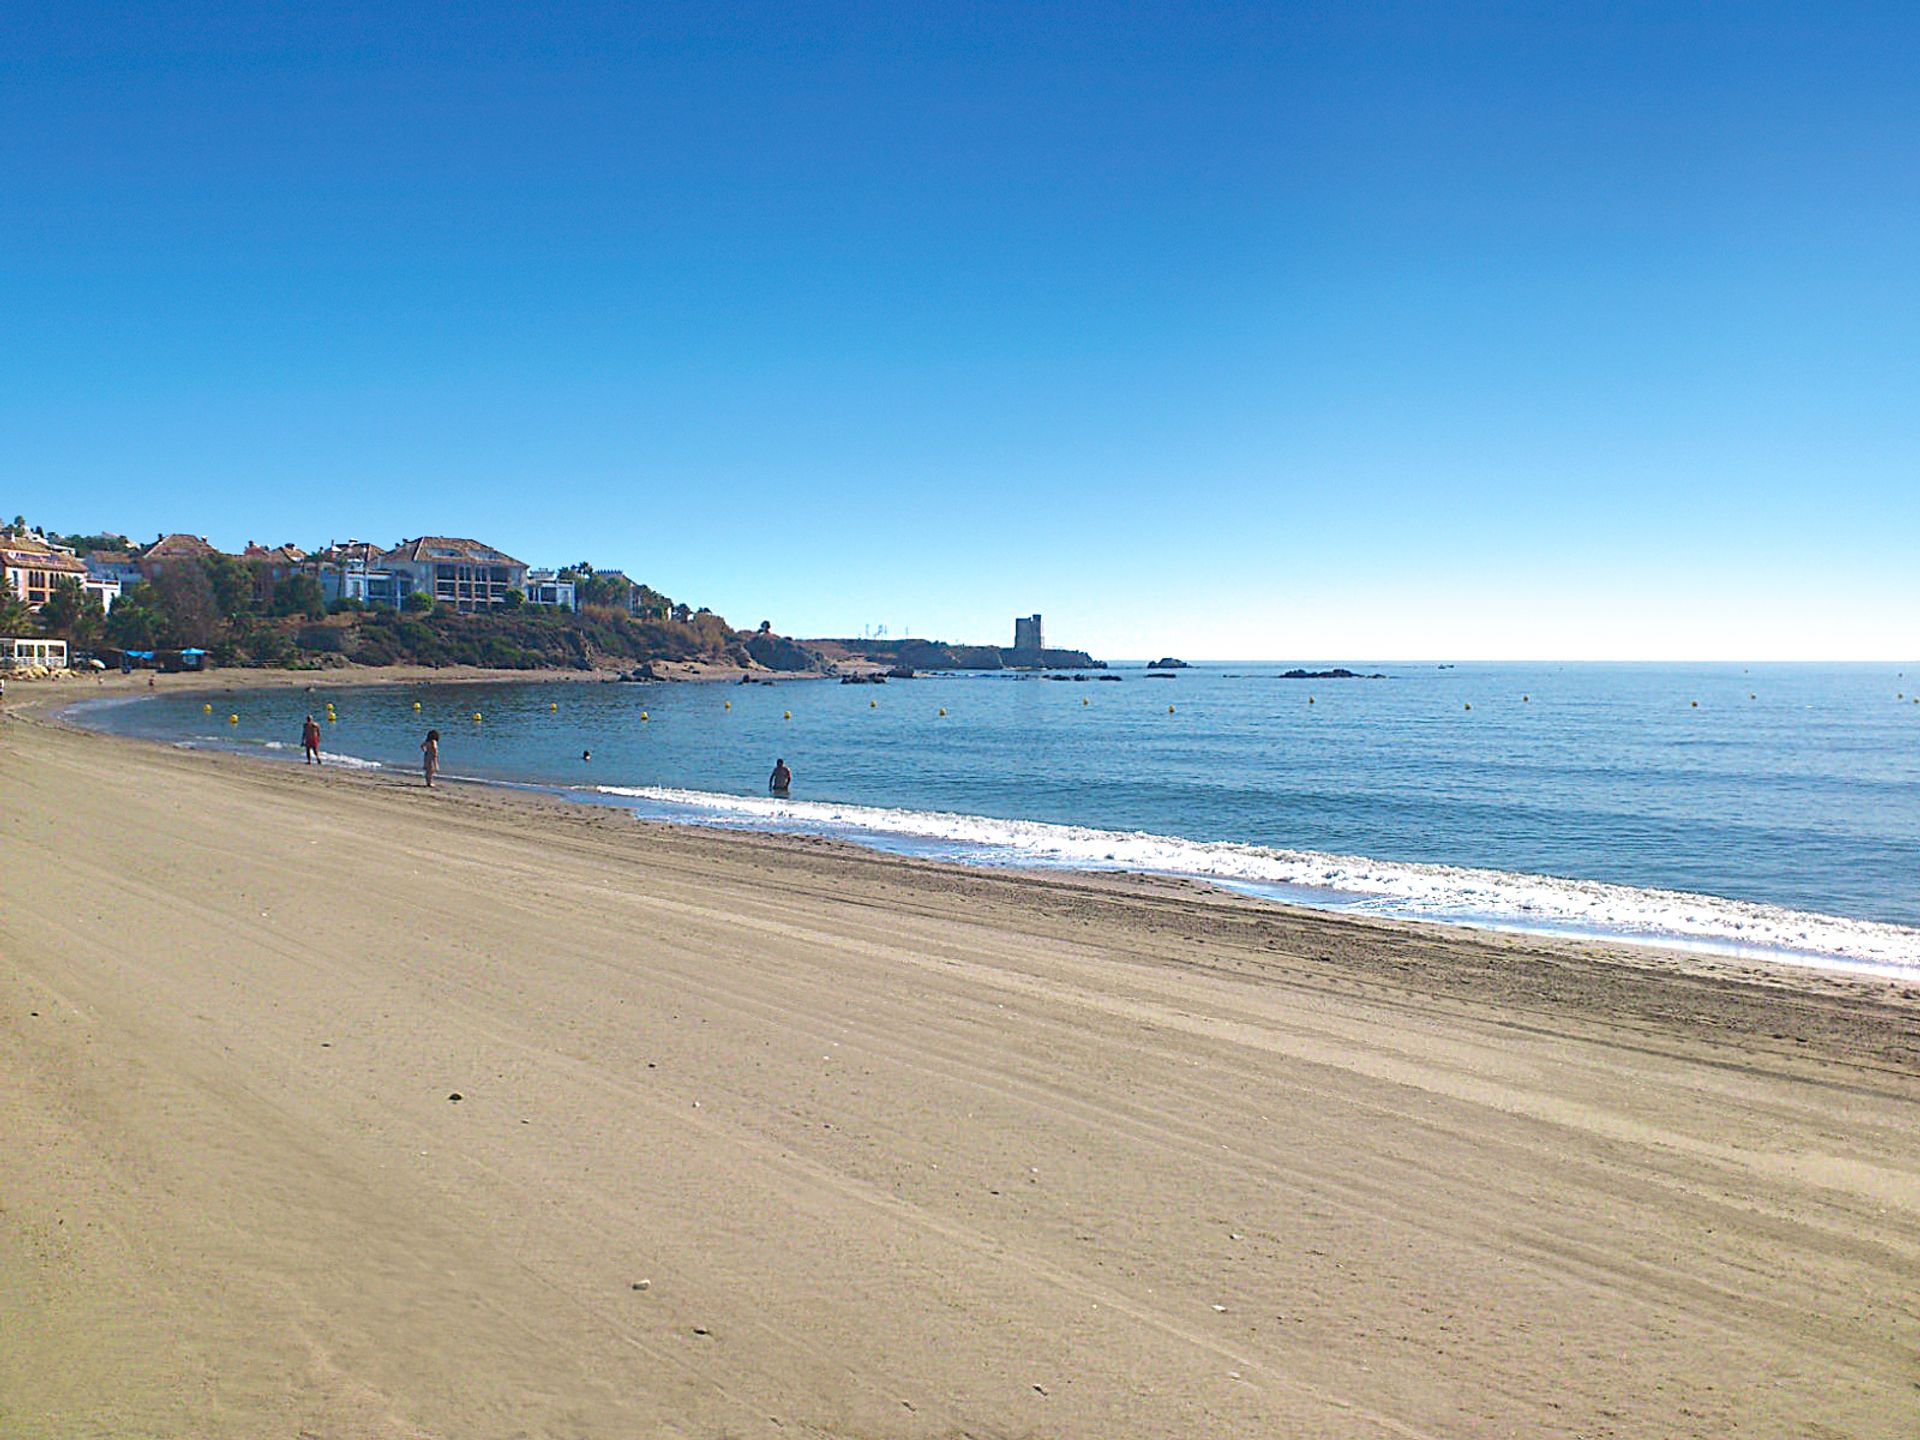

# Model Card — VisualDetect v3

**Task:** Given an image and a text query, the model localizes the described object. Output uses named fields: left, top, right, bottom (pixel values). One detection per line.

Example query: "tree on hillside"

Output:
left=52, top=532, right=132, bottom=554
left=629, top=584, right=671, bottom=621
left=403, top=589, right=434, bottom=613
left=152, top=563, right=218, bottom=647
left=204, top=553, right=257, bottom=619
left=40, top=578, right=106, bottom=648
left=271, top=573, right=326, bottom=620
left=0, top=588, right=31, bottom=635
left=103, top=584, right=164, bottom=650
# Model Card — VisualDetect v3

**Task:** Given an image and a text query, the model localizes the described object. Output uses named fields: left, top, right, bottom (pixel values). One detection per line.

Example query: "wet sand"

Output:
left=2, top=712, right=1916, bottom=1438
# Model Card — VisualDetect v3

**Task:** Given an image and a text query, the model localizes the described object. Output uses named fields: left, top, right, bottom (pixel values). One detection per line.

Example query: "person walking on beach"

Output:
left=301, top=713, right=323, bottom=765
left=421, top=729, right=440, bottom=788
left=769, top=757, right=792, bottom=795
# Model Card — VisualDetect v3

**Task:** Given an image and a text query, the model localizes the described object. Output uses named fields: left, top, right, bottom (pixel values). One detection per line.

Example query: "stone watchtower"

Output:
left=1013, top=614, right=1044, bottom=652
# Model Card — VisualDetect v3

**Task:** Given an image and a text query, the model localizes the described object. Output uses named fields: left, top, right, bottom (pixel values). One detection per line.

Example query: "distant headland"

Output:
left=2, top=519, right=1103, bottom=679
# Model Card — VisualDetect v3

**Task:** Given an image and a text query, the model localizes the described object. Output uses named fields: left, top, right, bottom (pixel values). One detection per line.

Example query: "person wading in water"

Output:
left=421, top=729, right=440, bottom=788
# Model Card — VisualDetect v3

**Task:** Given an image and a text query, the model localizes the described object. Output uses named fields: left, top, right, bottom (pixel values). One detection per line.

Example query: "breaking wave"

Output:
left=249, top=739, right=385, bottom=770
left=594, top=785, right=1920, bottom=977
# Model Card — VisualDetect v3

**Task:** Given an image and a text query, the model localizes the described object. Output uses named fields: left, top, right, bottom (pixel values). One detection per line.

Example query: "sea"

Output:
left=68, top=662, right=1920, bottom=979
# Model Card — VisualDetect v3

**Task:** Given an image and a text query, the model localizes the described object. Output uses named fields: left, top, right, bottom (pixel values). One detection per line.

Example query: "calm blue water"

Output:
left=70, top=663, right=1920, bottom=975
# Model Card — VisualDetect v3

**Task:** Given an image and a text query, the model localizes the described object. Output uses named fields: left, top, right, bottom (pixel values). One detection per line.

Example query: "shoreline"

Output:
left=31, top=676, right=1920, bottom=986
left=5, top=657, right=815, bottom=704
left=3, top=713, right=1915, bottom=1436
left=15, top=698, right=1920, bottom=1015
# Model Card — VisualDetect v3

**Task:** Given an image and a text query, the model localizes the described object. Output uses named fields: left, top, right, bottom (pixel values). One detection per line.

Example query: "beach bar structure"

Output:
left=1, top=637, right=69, bottom=670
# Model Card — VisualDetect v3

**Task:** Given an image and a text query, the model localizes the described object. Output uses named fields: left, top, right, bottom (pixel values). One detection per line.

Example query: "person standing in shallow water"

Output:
left=301, top=714, right=322, bottom=765
left=768, top=757, right=792, bottom=795
left=421, top=729, right=440, bottom=788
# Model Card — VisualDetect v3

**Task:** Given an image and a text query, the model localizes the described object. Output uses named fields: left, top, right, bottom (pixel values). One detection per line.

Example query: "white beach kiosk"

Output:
left=1, top=637, right=69, bottom=671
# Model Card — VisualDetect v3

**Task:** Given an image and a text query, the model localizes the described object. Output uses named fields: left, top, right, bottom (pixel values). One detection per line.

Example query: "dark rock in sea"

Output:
left=885, top=667, right=916, bottom=679
left=1097, top=674, right=1122, bottom=681
left=1276, top=668, right=1387, bottom=680
left=1147, top=657, right=1190, bottom=669
left=840, top=673, right=886, bottom=684
left=1146, top=672, right=1176, bottom=679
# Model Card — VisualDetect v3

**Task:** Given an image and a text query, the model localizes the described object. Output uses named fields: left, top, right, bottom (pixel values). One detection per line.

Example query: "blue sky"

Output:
left=5, top=2, right=1915, bottom=658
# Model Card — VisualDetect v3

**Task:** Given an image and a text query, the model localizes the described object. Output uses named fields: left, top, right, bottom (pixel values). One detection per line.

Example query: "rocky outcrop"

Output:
left=1147, top=657, right=1189, bottom=669
left=743, top=632, right=819, bottom=672
left=807, top=637, right=1104, bottom=672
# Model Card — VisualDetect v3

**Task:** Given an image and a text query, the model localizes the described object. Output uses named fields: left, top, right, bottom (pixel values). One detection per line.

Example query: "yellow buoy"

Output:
left=327, top=712, right=336, bottom=722
left=1308, top=696, right=1315, bottom=705
left=1463, top=702, right=1471, bottom=711
left=870, top=699, right=877, bottom=708
left=472, top=712, right=482, bottom=722
left=203, top=703, right=212, bottom=713
left=723, top=700, right=731, bottom=711
left=783, top=710, right=792, bottom=720
left=413, top=701, right=421, bottom=711
left=550, top=701, right=558, bottom=711
left=938, top=708, right=946, bottom=717
left=1082, top=697, right=1089, bottom=705
left=1168, top=705, right=1176, bottom=714
left=641, top=711, right=649, bottom=721
left=228, top=713, right=238, bottom=724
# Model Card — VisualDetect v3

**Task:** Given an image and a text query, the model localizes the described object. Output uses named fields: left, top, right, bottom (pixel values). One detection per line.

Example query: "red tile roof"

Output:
left=383, top=536, right=526, bottom=568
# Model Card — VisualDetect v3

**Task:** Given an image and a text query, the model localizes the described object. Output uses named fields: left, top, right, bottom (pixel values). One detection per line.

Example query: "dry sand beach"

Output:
left=3, top=701, right=1917, bottom=1438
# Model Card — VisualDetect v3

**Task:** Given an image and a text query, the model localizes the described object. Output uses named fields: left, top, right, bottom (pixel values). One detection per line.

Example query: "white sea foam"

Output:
left=258, top=740, right=384, bottom=770
left=594, top=785, right=1920, bottom=977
